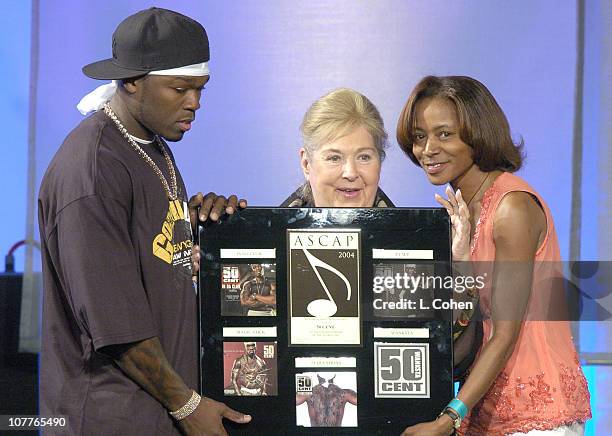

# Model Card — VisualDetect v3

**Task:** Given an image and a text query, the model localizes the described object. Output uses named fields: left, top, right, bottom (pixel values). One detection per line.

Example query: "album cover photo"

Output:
left=295, top=371, right=358, bottom=427
left=372, top=262, right=435, bottom=318
left=220, top=263, right=276, bottom=316
left=223, top=341, right=278, bottom=396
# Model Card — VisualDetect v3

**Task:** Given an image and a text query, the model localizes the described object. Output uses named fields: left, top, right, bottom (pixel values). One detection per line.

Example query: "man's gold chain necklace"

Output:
left=103, top=103, right=178, bottom=200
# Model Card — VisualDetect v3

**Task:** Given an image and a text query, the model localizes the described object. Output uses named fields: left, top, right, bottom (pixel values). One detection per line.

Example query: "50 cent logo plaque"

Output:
left=374, top=343, right=430, bottom=398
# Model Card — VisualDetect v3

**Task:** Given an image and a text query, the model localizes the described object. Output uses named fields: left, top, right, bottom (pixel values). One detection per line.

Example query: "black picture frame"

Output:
left=199, top=207, right=453, bottom=435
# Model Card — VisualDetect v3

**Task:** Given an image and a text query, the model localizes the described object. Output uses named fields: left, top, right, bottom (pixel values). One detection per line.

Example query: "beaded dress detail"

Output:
left=458, top=173, right=591, bottom=436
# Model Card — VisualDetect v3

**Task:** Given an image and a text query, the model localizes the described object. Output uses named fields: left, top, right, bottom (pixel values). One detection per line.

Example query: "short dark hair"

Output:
left=396, top=76, right=523, bottom=172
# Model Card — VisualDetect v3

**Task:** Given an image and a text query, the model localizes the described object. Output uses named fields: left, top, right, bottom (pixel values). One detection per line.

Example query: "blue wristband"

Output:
left=447, top=398, right=468, bottom=420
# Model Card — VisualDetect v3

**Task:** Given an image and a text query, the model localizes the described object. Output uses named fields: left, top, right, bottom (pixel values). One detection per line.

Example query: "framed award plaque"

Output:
left=199, top=208, right=453, bottom=434
left=288, top=229, right=361, bottom=346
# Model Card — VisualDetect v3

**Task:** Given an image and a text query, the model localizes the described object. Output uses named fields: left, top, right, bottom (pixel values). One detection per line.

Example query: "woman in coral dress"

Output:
left=397, top=76, right=591, bottom=436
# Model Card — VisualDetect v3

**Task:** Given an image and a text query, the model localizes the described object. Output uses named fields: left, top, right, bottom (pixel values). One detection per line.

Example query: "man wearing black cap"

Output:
left=38, top=8, right=250, bottom=435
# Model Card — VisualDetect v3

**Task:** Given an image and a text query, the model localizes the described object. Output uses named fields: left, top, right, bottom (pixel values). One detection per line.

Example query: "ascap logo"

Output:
left=153, top=199, right=187, bottom=264
left=289, top=232, right=358, bottom=250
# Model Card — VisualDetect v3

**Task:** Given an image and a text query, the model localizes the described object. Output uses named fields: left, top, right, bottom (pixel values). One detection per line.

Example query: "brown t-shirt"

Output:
left=38, top=111, right=198, bottom=435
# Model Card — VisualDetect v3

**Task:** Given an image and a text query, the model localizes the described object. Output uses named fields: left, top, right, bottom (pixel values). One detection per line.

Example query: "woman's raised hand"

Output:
left=435, top=186, right=471, bottom=262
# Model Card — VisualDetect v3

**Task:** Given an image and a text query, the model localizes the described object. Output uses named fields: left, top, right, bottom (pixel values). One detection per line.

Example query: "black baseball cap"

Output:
left=82, top=7, right=210, bottom=80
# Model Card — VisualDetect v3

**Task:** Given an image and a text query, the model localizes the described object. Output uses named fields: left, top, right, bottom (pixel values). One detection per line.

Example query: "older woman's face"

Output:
left=301, top=126, right=381, bottom=207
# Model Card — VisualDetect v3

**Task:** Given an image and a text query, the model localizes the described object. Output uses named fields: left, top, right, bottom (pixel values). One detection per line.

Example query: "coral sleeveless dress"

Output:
left=458, top=173, right=591, bottom=435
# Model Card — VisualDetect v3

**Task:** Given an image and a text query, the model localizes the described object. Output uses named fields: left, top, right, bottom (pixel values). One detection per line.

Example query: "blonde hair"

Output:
left=299, top=88, right=387, bottom=203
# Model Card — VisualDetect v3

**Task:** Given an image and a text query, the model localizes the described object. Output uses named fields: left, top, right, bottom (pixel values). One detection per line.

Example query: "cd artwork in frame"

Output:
left=223, top=341, right=278, bottom=396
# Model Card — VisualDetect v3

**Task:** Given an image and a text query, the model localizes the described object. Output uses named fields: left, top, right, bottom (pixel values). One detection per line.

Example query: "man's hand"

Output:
left=178, top=396, right=251, bottom=436
left=106, top=338, right=252, bottom=435
left=189, top=192, right=247, bottom=282
left=191, top=245, right=201, bottom=284
left=188, top=192, right=247, bottom=228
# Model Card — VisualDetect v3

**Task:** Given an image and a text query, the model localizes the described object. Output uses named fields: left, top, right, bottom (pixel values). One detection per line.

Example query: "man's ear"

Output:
left=299, top=148, right=310, bottom=180
left=121, top=75, right=146, bottom=95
